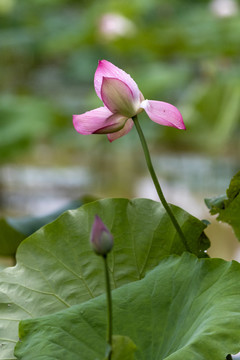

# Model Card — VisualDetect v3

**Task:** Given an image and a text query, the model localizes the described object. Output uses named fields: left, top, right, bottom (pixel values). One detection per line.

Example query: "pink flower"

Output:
left=99, top=13, right=136, bottom=40
left=73, top=60, right=185, bottom=142
left=90, top=215, right=113, bottom=256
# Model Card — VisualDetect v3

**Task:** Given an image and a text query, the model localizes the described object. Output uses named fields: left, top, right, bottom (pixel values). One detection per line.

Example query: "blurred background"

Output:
left=0, top=0, right=240, bottom=260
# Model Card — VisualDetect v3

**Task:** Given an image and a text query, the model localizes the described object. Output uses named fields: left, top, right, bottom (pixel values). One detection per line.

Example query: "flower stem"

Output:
left=132, top=115, right=190, bottom=252
left=103, top=254, right=112, bottom=359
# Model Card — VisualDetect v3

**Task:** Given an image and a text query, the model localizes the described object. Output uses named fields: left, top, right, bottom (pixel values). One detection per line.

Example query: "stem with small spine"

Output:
left=132, top=115, right=190, bottom=252
left=103, top=254, right=112, bottom=359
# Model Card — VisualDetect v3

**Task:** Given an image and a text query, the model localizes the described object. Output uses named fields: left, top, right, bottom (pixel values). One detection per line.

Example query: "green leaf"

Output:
left=0, top=218, right=25, bottom=257
left=205, top=171, right=240, bottom=241
left=205, top=194, right=228, bottom=213
left=226, top=171, right=240, bottom=201
left=0, top=198, right=209, bottom=359
left=6, top=196, right=95, bottom=237
left=104, top=335, right=136, bottom=360
left=15, top=253, right=240, bottom=360
left=0, top=197, right=95, bottom=257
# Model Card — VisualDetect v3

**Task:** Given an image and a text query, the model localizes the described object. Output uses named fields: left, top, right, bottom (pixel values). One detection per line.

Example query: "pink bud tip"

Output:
left=90, top=215, right=114, bottom=255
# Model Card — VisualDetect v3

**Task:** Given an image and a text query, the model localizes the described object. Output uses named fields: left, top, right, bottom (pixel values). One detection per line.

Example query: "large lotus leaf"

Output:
left=0, top=218, right=25, bottom=257
left=0, top=197, right=95, bottom=257
left=0, top=198, right=209, bottom=360
left=205, top=171, right=240, bottom=241
left=105, top=335, right=137, bottom=360
left=15, top=253, right=240, bottom=360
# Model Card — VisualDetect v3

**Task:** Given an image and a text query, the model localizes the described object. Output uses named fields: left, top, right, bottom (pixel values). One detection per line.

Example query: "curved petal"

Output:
left=94, top=60, right=140, bottom=103
left=95, top=113, right=128, bottom=134
left=101, top=77, right=140, bottom=117
left=141, top=100, right=186, bottom=130
left=73, top=107, right=127, bottom=135
left=107, top=118, right=134, bottom=142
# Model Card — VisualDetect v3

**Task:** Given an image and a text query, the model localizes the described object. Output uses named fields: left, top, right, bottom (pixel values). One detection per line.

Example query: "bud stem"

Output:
left=132, top=115, right=190, bottom=252
left=103, top=254, right=113, bottom=359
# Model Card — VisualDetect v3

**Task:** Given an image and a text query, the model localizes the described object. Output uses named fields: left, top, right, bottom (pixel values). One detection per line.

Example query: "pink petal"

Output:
left=73, top=107, right=127, bottom=135
left=107, top=118, right=134, bottom=142
left=141, top=100, right=186, bottom=130
left=94, top=60, right=140, bottom=103
left=101, top=77, right=139, bottom=117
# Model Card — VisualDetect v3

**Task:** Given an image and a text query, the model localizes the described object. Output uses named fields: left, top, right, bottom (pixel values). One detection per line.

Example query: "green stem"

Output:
left=132, top=115, right=190, bottom=252
left=103, top=254, right=112, bottom=359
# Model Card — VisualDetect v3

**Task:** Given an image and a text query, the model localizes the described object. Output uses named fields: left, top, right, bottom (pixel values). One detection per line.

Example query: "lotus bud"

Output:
left=90, top=215, right=113, bottom=256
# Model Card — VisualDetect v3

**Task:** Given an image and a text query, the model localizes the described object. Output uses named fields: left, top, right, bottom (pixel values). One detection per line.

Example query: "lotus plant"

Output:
left=73, top=60, right=189, bottom=251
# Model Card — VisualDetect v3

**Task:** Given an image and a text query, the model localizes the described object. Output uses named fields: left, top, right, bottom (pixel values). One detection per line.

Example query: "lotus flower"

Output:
left=90, top=215, right=113, bottom=256
left=99, top=12, right=136, bottom=40
left=73, top=60, right=185, bottom=142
